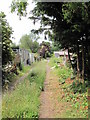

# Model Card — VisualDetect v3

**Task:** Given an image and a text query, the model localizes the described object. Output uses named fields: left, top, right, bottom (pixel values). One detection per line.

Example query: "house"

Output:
left=54, top=49, right=72, bottom=59
left=54, top=50, right=72, bottom=65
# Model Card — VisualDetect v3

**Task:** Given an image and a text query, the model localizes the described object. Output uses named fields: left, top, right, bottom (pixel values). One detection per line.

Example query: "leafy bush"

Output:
left=71, top=80, right=87, bottom=94
left=49, top=55, right=63, bottom=67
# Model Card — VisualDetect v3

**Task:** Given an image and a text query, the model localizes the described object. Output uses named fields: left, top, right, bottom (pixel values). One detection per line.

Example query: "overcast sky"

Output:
left=0, top=0, right=47, bottom=45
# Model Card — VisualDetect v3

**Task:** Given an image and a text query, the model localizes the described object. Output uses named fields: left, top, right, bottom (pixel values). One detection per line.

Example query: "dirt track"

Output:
left=39, top=63, right=68, bottom=118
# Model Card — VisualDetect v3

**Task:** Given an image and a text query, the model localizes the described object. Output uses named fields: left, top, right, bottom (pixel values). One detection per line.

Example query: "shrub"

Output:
left=71, top=80, right=87, bottom=94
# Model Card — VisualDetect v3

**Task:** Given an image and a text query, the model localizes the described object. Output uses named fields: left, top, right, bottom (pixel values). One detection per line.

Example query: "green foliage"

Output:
left=32, top=40, right=40, bottom=53
left=28, top=61, right=46, bottom=88
left=61, top=84, right=88, bottom=117
left=2, top=65, right=30, bottom=88
left=11, top=0, right=28, bottom=19
left=10, top=1, right=90, bottom=80
left=61, top=81, right=88, bottom=117
left=0, top=12, right=15, bottom=66
left=20, top=63, right=24, bottom=72
left=49, top=55, right=63, bottom=66
left=18, top=64, right=30, bottom=74
left=51, top=43, right=61, bottom=53
left=49, top=55, right=72, bottom=80
left=2, top=61, right=46, bottom=118
left=49, top=56, right=88, bottom=118
left=71, top=80, right=87, bottom=94
left=19, top=33, right=39, bottom=53
left=39, top=41, right=51, bottom=58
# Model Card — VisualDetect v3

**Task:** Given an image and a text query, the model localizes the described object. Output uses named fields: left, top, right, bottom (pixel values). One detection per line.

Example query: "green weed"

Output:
left=2, top=61, right=46, bottom=118
left=49, top=55, right=88, bottom=118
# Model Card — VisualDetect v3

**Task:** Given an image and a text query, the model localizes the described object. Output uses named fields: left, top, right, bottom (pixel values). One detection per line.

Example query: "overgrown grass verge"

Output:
left=2, top=65, right=31, bottom=91
left=59, top=81, right=88, bottom=118
left=49, top=55, right=88, bottom=118
left=17, top=64, right=31, bottom=76
left=2, top=61, right=46, bottom=118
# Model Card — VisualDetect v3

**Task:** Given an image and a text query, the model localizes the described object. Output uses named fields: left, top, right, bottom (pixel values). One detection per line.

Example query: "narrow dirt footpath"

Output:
left=9, top=70, right=31, bottom=91
left=39, top=62, right=68, bottom=118
left=3, top=68, right=31, bottom=93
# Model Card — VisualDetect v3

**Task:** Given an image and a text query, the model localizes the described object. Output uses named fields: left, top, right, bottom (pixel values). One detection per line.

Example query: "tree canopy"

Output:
left=10, top=1, right=90, bottom=80
left=19, top=33, right=40, bottom=53
left=39, top=41, right=51, bottom=58
left=0, top=12, right=14, bottom=66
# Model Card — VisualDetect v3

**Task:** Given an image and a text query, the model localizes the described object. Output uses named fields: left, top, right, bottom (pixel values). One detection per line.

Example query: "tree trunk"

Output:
left=82, top=42, right=84, bottom=82
left=87, top=46, right=90, bottom=80
left=68, top=47, right=73, bottom=68
left=68, top=48, right=71, bottom=61
left=77, top=44, right=80, bottom=79
left=85, top=32, right=90, bottom=80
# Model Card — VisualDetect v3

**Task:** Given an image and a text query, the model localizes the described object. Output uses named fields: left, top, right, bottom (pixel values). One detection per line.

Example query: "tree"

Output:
left=31, top=40, right=40, bottom=53
left=31, top=2, right=90, bottom=81
left=0, top=12, right=14, bottom=67
left=19, top=33, right=39, bottom=53
left=39, top=41, right=51, bottom=58
left=11, top=0, right=28, bottom=19
left=10, top=1, right=90, bottom=80
left=62, top=3, right=90, bottom=80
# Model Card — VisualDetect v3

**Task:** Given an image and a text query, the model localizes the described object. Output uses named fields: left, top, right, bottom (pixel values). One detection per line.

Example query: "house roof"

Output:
left=54, top=50, right=72, bottom=56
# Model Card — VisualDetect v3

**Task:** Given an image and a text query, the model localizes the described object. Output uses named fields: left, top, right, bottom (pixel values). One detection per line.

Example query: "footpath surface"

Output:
left=39, top=63, right=69, bottom=118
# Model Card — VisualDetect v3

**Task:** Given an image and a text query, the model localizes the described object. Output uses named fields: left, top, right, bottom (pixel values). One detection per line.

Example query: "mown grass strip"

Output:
left=2, top=60, right=46, bottom=118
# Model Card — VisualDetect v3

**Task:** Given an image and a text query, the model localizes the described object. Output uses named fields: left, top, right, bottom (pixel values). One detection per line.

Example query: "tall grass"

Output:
left=2, top=61, right=46, bottom=118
